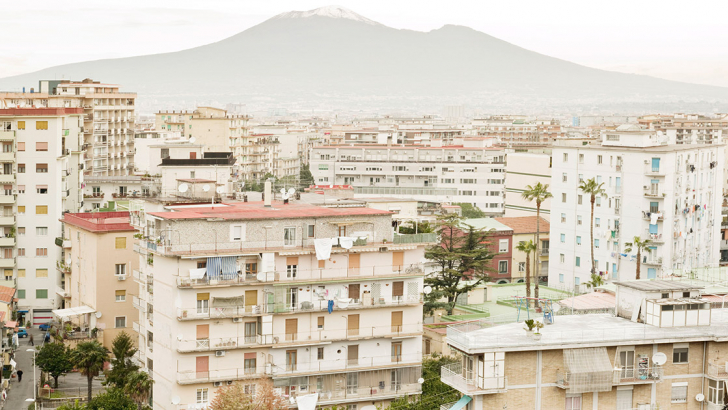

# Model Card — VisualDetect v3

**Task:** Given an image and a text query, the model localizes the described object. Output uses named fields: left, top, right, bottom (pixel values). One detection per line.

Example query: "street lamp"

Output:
left=26, top=348, right=36, bottom=404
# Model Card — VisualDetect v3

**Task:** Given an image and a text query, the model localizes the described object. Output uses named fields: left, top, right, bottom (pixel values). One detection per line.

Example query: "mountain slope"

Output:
left=1, top=6, right=725, bottom=110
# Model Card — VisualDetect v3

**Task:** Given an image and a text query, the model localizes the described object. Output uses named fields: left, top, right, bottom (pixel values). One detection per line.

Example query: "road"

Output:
left=4, top=327, right=44, bottom=410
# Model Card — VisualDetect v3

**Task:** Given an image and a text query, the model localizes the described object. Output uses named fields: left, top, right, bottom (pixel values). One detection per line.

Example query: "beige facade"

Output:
left=61, top=212, right=139, bottom=348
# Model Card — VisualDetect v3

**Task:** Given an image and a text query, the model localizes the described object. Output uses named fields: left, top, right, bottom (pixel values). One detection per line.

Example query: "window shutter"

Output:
left=115, top=237, right=127, bottom=249
left=115, top=290, right=126, bottom=297
left=197, top=293, right=210, bottom=301
left=286, top=257, right=298, bottom=266
left=392, top=281, right=404, bottom=296
left=349, top=284, right=360, bottom=300
left=196, top=324, right=209, bottom=339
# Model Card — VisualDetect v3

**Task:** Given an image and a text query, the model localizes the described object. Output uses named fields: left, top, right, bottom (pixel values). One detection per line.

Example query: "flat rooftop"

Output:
left=149, top=201, right=391, bottom=221
left=616, top=280, right=704, bottom=292
left=62, top=212, right=134, bottom=232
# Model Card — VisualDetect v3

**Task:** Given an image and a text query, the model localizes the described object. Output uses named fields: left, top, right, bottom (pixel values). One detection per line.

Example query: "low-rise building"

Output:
left=495, top=217, right=550, bottom=284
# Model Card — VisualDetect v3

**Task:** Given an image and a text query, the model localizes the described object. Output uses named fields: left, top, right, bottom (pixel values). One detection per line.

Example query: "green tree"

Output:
left=87, top=388, right=136, bottom=410
left=624, top=236, right=653, bottom=280
left=579, top=178, right=608, bottom=275
left=397, top=221, right=435, bottom=234
left=424, top=214, right=494, bottom=315
left=587, top=273, right=605, bottom=288
left=70, top=341, right=110, bottom=403
left=455, top=203, right=485, bottom=219
left=521, top=182, right=552, bottom=303
left=209, top=381, right=253, bottom=410
left=104, top=331, right=139, bottom=388
left=36, top=342, right=73, bottom=388
left=124, top=371, right=154, bottom=410
left=515, top=240, right=538, bottom=303
left=388, top=354, right=460, bottom=410
left=253, top=378, right=288, bottom=410
left=299, top=163, right=314, bottom=187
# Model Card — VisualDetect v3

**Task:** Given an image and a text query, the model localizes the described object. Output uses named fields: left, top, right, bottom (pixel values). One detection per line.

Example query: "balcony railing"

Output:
left=272, top=352, right=422, bottom=376
left=555, top=367, right=663, bottom=390
left=177, top=368, right=266, bottom=385
left=177, top=335, right=264, bottom=352
left=441, top=363, right=506, bottom=394
left=707, top=363, right=728, bottom=379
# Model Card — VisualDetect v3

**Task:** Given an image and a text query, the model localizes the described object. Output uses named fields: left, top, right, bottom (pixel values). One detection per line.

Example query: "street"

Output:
left=4, top=327, right=43, bottom=410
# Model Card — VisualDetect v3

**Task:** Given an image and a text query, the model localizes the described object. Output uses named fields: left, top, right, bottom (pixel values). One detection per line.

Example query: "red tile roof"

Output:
left=62, top=211, right=135, bottom=232
left=149, top=201, right=392, bottom=221
left=0, top=285, right=15, bottom=304
left=495, top=216, right=550, bottom=235
left=0, top=108, right=84, bottom=116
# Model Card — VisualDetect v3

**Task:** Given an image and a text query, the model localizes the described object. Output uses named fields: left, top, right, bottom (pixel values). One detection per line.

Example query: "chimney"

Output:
left=264, top=179, right=272, bottom=207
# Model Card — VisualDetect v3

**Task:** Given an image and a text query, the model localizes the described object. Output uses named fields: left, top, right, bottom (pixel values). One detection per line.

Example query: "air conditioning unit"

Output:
left=226, top=381, right=234, bottom=385
left=213, top=381, right=223, bottom=387
left=215, top=350, right=226, bottom=357
left=379, top=247, right=388, bottom=252
left=116, top=275, right=126, bottom=281
left=232, top=317, right=243, bottom=323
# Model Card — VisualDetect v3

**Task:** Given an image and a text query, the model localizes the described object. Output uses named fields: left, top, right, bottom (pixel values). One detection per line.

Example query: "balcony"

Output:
left=55, top=286, right=70, bottom=298
left=441, top=363, right=506, bottom=394
left=612, top=367, right=663, bottom=384
left=643, top=187, right=665, bottom=198
left=0, top=174, right=14, bottom=184
left=646, top=233, right=664, bottom=244
left=177, top=368, right=266, bottom=385
left=0, top=237, right=14, bottom=247
left=133, top=321, right=145, bottom=335
left=642, top=257, right=663, bottom=266
left=132, top=296, right=146, bottom=313
left=540, top=248, right=549, bottom=256
left=178, top=305, right=264, bottom=321
left=707, top=363, right=728, bottom=379
left=83, top=193, right=104, bottom=200
left=642, top=211, right=663, bottom=221
left=0, top=195, right=15, bottom=205
left=272, top=294, right=423, bottom=315
left=177, top=335, right=265, bottom=353
left=55, top=237, right=72, bottom=248
left=0, top=257, right=16, bottom=268
left=644, top=164, right=665, bottom=176
left=56, top=260, right=72, bottom=274
left=0, top=152, right=15, bottom=162
left=273, top=352, right=422, bottom=377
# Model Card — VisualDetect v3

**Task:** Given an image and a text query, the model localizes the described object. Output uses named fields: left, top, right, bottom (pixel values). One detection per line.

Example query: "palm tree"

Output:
left=70, top=340, right=110, bottom=403
left=515, top=240, right=537, bottom=304
left=624, top=236, right=653, bottom=280
left=579, top=178, right=608, bottom=275
left=521, top=182, right=552, bottom=303
left=124, top=371, right=154, bottom=410
left=587, top=273, right=605, bottom=289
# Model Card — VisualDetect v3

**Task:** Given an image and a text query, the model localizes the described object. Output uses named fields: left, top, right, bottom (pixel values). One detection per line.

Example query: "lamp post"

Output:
left=26, top=348, right=37, bottom=405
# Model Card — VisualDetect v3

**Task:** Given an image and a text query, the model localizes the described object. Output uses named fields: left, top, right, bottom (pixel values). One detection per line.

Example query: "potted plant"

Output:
left=524, top=319, right=536, bottom=335
left=182, top=310, right=188, bottom=318
left=25, top=320, right=31, bottom=329
left=533, top=321, right=544, bottom=340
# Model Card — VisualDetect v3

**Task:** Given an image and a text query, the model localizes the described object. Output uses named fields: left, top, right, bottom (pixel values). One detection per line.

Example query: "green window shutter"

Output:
left=36, top=289, right=48, bottom=299
left=17, top=289, right=25, bottom=299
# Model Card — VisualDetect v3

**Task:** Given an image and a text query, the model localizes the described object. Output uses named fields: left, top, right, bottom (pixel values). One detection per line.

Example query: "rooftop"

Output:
left=464, top=218, right=513, bottom=233
left=149, top=201, right=391, bottom=221
left=0, top=285, right=15, bottom=304
left=61, top=212, right=135, bottom=233
left=616, top=280, right=704, bottom=292
left=558, top=292, right=616, bottom=311
left=0, top=108, right=84, bottom=116
left=494, top=216, right=550, bottom=235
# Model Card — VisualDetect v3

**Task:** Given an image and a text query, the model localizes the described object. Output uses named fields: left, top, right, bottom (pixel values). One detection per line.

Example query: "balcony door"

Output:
left=618, top=350, right=635, bottom=379
left=195, top=356, right=209, bottom=380
left=480, top=352, right=505, bottom=390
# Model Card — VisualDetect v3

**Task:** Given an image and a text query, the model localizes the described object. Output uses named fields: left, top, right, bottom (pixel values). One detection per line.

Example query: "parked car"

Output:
left=38, top=323, right=50, bottom=331
left=16, top=329, right=28, bottom=338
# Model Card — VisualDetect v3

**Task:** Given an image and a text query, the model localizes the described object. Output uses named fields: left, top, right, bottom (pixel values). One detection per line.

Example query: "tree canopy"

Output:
left=35, top=342, right=73, bottom=388
left=454, top=203, right=486, bottom=219
left=105, top=331, right=139, bottom=388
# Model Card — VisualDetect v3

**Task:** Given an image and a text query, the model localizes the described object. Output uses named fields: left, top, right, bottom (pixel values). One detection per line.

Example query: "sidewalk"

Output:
left=3, top=327, right=44, bottom=409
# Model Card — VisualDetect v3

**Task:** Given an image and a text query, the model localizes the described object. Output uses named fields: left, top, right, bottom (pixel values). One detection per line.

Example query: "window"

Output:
left=36, top=185, right=48, bottom=194
left=231, top=225, right=244, bottom=241
left=576, top=236, right=581, bottom=245
left=17, top=248, right=24, bottom=256
left=577, top=215, right=582, bottom=225
left=244, top=356, right=257, bottom=374
left=673, top=346, right=688, bottom=363
left=36, top=205, right=48, bottom=214
left=683, top=291, right=690, bottom=298
left=196, top=389, right=209, bottom=405
left=498, top=260, right=508, bottom=274
left=18, top=164, right=25, bottom=173
left=35, top=142, right=48, bottom=151
left=561, top=213, right=566, bottom=223
left=284, top=227, right=296, bottom=246
left=594, top=239, right=599, bottom=249
left=560, top=234, right=565, bottom=243
left=36, top=227, right=48, bottom=236
left=17, top=142, right=24, bottom=151
left=115, top=290, right=126, bottom=302
left=115, top=264, right=126, bottom=276
left=560, top=253, right=565, bottom=263
left=36, top=268, right=48, bottom=277
left=597, top=155, right=603, bottom=164
left=307, top=224, right=315, bottom=237
left=671, top=382, right=688, bottom=403
left=562, top=193, right=566, bottom=202
left=577, top=195, right=582, bottom=205
left=391, top=341, right=402, bottom=362
left=559, top=274, right=564, bottom=283
left=197, top=293, right=210, bottom=314
left=36, top=248, right=48, bottom=257
left=575, top=277, right=580, bottom=285
left=17, top=289, right=25, bottom=298
left=565, top=394, right=582, bottom=410
left=115, top=237, right=126, bottom=249
left=36, top=121, right=48, bottom=130
left=575, top=257, right=580, bottom=267
left=709, top=379, right=724, bottom=405
left=17, top=121, right=25, bottom=130
left=286, top=257, right=298, bottom=278
left=317, top=347, right=324, bottom=360
left=578, top=174, right=583, bottom=182
left=596, top=197, right=601, bottom=207
left=518, top=262, right=525, bottom=272
left=595, top=218, right=600, bottom=227
left=17, top=269, right=25, bottom=278
left=244, top=384, right=255, bottom=396
left=563, top=153, right=568, bottom=162
left=317, top=316, right=324, bottom=330
left=245, top=262, right=257, bottom=275
left=562, top=173, right=567, bottom=182
left=36, top=289, right=48, bottom=299
left=36, top=163, right=48, bottom=173
left=578, top=154, right=584, bottom=164
left=498, top=239, right=508, bottom=253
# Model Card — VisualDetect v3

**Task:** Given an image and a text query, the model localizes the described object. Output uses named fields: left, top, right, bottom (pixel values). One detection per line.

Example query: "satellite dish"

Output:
left=696, top=393, right=705, bottom=402
left=417, top=377, right=425, bottom=384
left=240, top=181, right=245, bottom=188
left=95, top=311, right=102, bottom=319
left=189, top=137, right=196, bottom=144
left=423, top=285, right=432, bottom=295
left=652, top=352, right=667, bottom=366
left=178, top=183, right=189, bottom=193
left=256, top=272, right=266, bottom=282
left=202, top=185, right=210, bottom=192
left=280, top=188, right=286, bottom=195
left=287, top=188, right=295, bottom=196
left=216, top=186, right=225, bottom=194
left=177, top=334, right=184, bottom=341
left=171, top=396, right=181, bottom=405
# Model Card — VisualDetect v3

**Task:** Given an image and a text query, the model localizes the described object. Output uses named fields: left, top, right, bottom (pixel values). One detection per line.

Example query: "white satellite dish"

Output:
left=417, top=377, right=425, bottom=384
left=171, top=396, right=181, bottom=405
left=256, top=272, right=266, bottom=282
left=280, top=188, right=286, bottom=195
left=423, top=285, right=432, bottom=295
left=202, top=185, right=210, bottom=192
left=178, top=183, right=189, bottom=193
left=696, top=393, right=705, bottom=402
left=216, top=186, right=225, bottom=194
left=652, top=352, right=667, bottom=366
left=95, top=311, right=102, bottom=319
left=177, top=334, right=184, bottom=341
left=287, top=188, right=295, bottom=196
left=189, top=137, right=196, bottom=144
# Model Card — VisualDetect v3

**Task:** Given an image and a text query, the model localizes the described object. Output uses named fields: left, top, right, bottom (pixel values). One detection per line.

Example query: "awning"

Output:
left=212, top=296, right=244, bottom=308
left=4, top=321, right=17, bottom=328
left=52, top=305, right=96, bottom=319
left=563, top=347, right=613, bottom=393
left=17, top=310, right=28, bottom=313
left=295, top=393, right=319, bottom=410
left=189, top=268, right=206, bottom=280
left=450, top=395, right=472, bottom=410
left=206, top=256, right=237, bottom=280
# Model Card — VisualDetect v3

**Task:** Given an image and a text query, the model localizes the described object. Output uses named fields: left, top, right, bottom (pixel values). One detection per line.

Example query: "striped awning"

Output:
left=206, top=256, right=237, bottom=280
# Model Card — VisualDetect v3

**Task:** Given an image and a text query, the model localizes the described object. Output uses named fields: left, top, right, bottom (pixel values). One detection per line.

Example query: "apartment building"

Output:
left=504, top=151, right=552, bottom=219
left=0, top=79, right=136, bottom=176
left=639, top=113, right=728, bottom=145
left=464, top=219, right=514, bottom=284
left=57, top=212, right=139, bottom=348
left=0, top=108, right=84, bottom=325
left=155, top=107, right=249, bottom=153
left=442, top=280, right=726, bottom=410
left=472, top=116, right=565, bottom=146
left=549, top=125, right=724, bottom=291
left=130, top=198, right=429, bottom=409
left=495, top=217, right=551, bottom=284
left=310, top=143, right=506, bottom=214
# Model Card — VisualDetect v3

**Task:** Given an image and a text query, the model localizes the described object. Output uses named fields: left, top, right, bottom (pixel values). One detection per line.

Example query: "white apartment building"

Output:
left=310, top=143, right=506, bottom=214
left=549, top=125, right=724, bottom=291
left=504, top=151, right=552, bottom=219
left=130, top=198, right=428, bottom=409
left=0, top=108, right=84, bottom=325
left=0, top=79, right=136, bottom=176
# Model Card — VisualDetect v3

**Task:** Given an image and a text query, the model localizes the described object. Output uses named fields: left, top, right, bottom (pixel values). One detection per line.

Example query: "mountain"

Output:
left=1, top=6, right=726, bottom=112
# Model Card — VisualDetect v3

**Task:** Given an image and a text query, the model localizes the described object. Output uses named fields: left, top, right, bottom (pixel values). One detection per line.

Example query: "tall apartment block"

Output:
left=549, top=125, right=724, bottom=291
left=442, top=280, right=724, bottom=410
left=0, top=79, right=136, bottom=177
left=130, top=198, right=429, bottom=409
left=310, top=143, right=506, bottom=214
left=0, top=108, right=84, bottom=325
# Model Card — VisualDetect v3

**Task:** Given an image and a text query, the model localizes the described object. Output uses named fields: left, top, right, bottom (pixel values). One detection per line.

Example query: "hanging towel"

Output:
left=327, top=299, right=334, bottom=314
left=340, top=237, right=354, bottom=249
left=650, top=213, right=659, bottom=225
left=314, top=238, right=333, bottom=260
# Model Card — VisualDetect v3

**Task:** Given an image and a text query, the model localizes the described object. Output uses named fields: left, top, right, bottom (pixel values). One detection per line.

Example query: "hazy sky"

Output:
left=2, top=0, right=727, bottom=87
